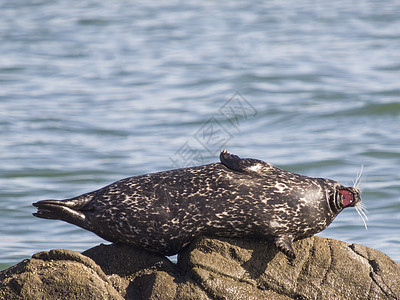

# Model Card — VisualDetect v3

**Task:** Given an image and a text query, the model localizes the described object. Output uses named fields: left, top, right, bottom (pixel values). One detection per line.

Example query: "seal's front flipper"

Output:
left=274, top=235, right=296, bottom=259
left=220, top=150, right=242, bottom=171
left=220, top=150, right=270, bottom=174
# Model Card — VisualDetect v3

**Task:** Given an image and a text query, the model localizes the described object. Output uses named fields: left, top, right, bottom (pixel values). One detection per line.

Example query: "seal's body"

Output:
left=33, top=151, right=361, bottom=258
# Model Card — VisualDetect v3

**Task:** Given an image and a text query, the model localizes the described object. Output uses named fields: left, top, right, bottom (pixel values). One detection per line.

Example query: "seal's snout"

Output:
left=338, top=187, right=361, bottom=208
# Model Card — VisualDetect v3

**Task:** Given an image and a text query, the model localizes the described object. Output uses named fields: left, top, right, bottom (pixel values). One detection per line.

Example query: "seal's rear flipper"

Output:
left=33, top=197, right=92, bottom=229
left=274, top=235, right=296, bottom=259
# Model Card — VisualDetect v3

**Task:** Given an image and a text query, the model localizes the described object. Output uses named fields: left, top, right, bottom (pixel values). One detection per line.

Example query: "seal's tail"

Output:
left=32, top=196, right=92, bottom=229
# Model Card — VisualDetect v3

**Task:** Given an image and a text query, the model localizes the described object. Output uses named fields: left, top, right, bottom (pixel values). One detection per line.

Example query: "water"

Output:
left=0, top=0, right=399, bottom=270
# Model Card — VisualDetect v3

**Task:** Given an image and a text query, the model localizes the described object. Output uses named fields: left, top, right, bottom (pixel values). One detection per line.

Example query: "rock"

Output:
left=1, top=236, right=399, bottom=299
left=181, top=236, right=400, bottom=299
left=81, top=244, right=207, bottom=299
left=0, top=249, right=122, bottom=299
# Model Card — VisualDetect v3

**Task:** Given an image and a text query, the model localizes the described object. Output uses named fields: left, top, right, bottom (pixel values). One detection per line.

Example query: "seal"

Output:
left=33, top=150, right=362, bottom=258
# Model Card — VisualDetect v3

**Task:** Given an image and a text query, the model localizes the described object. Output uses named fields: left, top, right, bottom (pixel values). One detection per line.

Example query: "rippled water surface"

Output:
left=1, top=0, right=399, bottom=270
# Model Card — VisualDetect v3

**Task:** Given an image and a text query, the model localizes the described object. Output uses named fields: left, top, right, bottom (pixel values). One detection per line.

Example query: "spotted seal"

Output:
left=33, top=150, right=362, bottom=258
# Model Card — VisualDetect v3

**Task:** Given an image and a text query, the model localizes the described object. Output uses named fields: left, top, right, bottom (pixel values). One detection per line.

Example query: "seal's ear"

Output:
left=220, top=150, right=268, bottom=174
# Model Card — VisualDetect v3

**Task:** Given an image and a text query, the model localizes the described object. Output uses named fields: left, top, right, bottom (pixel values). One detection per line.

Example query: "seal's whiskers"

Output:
left=352, top=165, right=368, bottom=230
left=355, top=203, right=368, bottom=230
left=353, top=165, right=367, bottom=190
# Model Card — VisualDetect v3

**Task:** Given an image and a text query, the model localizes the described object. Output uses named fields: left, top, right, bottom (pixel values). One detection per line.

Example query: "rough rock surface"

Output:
left=1, top=236, right=399, bottom=299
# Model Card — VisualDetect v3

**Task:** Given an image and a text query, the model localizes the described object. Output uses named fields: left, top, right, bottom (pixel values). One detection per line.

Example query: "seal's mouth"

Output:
left=338, top=187, right=360, bottom=208
left=339, top=189, right=354, bottom=207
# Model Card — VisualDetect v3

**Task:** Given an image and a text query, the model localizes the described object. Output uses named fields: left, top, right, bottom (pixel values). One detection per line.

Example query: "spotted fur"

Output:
left=33, top=150, right=361, bottom=258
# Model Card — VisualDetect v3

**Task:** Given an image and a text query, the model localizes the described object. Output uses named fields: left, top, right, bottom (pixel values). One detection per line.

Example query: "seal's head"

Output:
left=328, top=185, right=361, bottom=214
left=331, top=184, right=367, bottom=230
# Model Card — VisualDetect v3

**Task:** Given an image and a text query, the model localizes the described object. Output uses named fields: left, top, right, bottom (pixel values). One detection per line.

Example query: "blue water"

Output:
left=1, top=1, right=399, bottom=270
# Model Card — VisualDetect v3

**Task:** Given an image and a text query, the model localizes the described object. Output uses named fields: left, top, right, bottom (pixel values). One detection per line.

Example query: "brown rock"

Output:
left=0, top=249, right=122, bottom=299
left=1, top=237, right=399, bottom=299
left=82, top=244, right=208, bottom=300
left=180, top=236, right=400, bottom=299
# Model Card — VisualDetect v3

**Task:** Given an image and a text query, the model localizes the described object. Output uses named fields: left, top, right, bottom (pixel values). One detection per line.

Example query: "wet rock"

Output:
left=1, top=236, right=399, bottom=299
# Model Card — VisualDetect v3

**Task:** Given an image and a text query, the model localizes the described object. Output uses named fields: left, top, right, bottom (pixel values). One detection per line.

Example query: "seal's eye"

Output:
left=339, top=189, right=354, bottom=207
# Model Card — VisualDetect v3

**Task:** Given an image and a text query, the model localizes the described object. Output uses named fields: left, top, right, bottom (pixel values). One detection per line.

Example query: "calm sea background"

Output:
left=0, top=0, right=399, bottom=270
